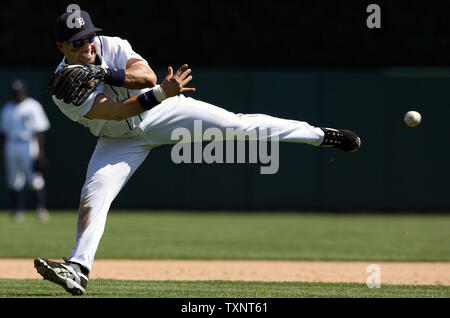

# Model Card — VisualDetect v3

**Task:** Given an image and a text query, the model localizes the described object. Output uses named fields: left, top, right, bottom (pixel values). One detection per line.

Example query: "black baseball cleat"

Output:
left=319, top=127, right=361, bottom=152
left=34, top=257, right=89, bottom=296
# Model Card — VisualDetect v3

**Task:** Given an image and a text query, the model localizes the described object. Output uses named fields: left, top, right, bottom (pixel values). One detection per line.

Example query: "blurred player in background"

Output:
left=0, top=80, right=51, bottom=223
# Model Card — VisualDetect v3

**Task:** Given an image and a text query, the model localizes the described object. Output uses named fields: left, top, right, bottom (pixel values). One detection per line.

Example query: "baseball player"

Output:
left=34, top=10, right=361, bottom=295
left=0, top=80, right=50, bottom=223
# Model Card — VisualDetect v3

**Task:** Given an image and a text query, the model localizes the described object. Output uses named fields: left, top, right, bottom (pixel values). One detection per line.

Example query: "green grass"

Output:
left=1, top=211, right=449, bottom=298
left=0, top=210, right=449, bottom=261
left=1, top=279, right=449, bottom=298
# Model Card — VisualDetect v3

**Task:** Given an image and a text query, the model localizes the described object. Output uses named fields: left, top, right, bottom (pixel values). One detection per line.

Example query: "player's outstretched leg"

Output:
left=140, top=95, right=325, bottom=146
left=319, top=127, right=361, bottom=152
left=140, top=96, right=361, bottom=153
left=34, top=257, right=89, bottom=296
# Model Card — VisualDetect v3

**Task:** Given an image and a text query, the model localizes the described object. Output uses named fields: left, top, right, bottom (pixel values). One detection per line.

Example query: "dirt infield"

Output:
left=1, top=259, right=449, bottom=285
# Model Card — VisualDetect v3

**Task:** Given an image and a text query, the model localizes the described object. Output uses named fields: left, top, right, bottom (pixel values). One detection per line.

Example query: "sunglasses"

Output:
left=69, top=34, right=96, bottom=49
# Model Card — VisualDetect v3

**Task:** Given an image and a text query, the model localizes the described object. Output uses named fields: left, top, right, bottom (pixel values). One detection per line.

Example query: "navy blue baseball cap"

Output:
left=11, top=80, right=26, bottom=92
left=55, top=10, right=102, bottom=42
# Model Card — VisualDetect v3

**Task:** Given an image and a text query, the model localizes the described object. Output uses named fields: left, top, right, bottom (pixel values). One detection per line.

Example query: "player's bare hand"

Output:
left=160, top=64, right=196, bottom=98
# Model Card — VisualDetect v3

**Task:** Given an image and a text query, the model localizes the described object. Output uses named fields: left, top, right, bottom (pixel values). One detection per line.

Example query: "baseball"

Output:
left=404, top=111, right=422, bottom=127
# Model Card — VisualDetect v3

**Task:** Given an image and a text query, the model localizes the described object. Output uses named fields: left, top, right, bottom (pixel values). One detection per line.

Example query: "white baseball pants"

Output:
left=68, top=95, right=324, bottom=271
left=4, top=139, right=45, bottom=191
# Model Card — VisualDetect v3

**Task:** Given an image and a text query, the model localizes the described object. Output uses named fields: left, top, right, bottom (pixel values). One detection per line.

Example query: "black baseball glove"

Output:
left=45, top=64, right=111, bottom=106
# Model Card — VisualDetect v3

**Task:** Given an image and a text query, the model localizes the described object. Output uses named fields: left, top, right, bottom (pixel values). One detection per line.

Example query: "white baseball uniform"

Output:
left=0, top=97, right=50, bottom=191
left=52, top=35, right=324, bottom=272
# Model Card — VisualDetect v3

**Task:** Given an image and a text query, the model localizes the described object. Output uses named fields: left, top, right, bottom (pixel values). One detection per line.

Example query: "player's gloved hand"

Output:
left=45, top=64, right=112, bottom=106
left=160, top=64, right=196, bottom=98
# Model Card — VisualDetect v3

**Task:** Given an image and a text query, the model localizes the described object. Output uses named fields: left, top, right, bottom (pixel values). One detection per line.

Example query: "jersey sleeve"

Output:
left=30, top=99, right=51, bottom=133
left=52, top=83, right=104, bottom=122
left=100, top=36, right=146, bottom=70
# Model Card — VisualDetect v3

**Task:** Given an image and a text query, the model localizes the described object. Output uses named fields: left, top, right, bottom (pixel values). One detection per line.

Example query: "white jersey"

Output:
left=0, top=97, right=50, bottom=142
left=52, top=35, right=151, bottom=138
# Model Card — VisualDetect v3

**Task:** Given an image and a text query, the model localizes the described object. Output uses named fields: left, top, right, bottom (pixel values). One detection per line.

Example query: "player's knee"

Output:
left=80, top=172, right=125, bottom=205
left=29, top=174, right=45, bottom=190
left=9, top=175, right=26, bottom=191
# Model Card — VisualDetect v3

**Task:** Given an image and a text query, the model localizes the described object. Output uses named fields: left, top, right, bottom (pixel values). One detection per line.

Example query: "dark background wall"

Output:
left=0, top=1, right=449, bottom=212
left=2, top=0, right=450, bottom=68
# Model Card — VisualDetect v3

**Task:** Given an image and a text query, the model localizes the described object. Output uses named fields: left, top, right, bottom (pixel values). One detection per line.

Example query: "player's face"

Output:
left=12, top=90, right=27, bottom=103
left=58, top=34, right=97, bottom=65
